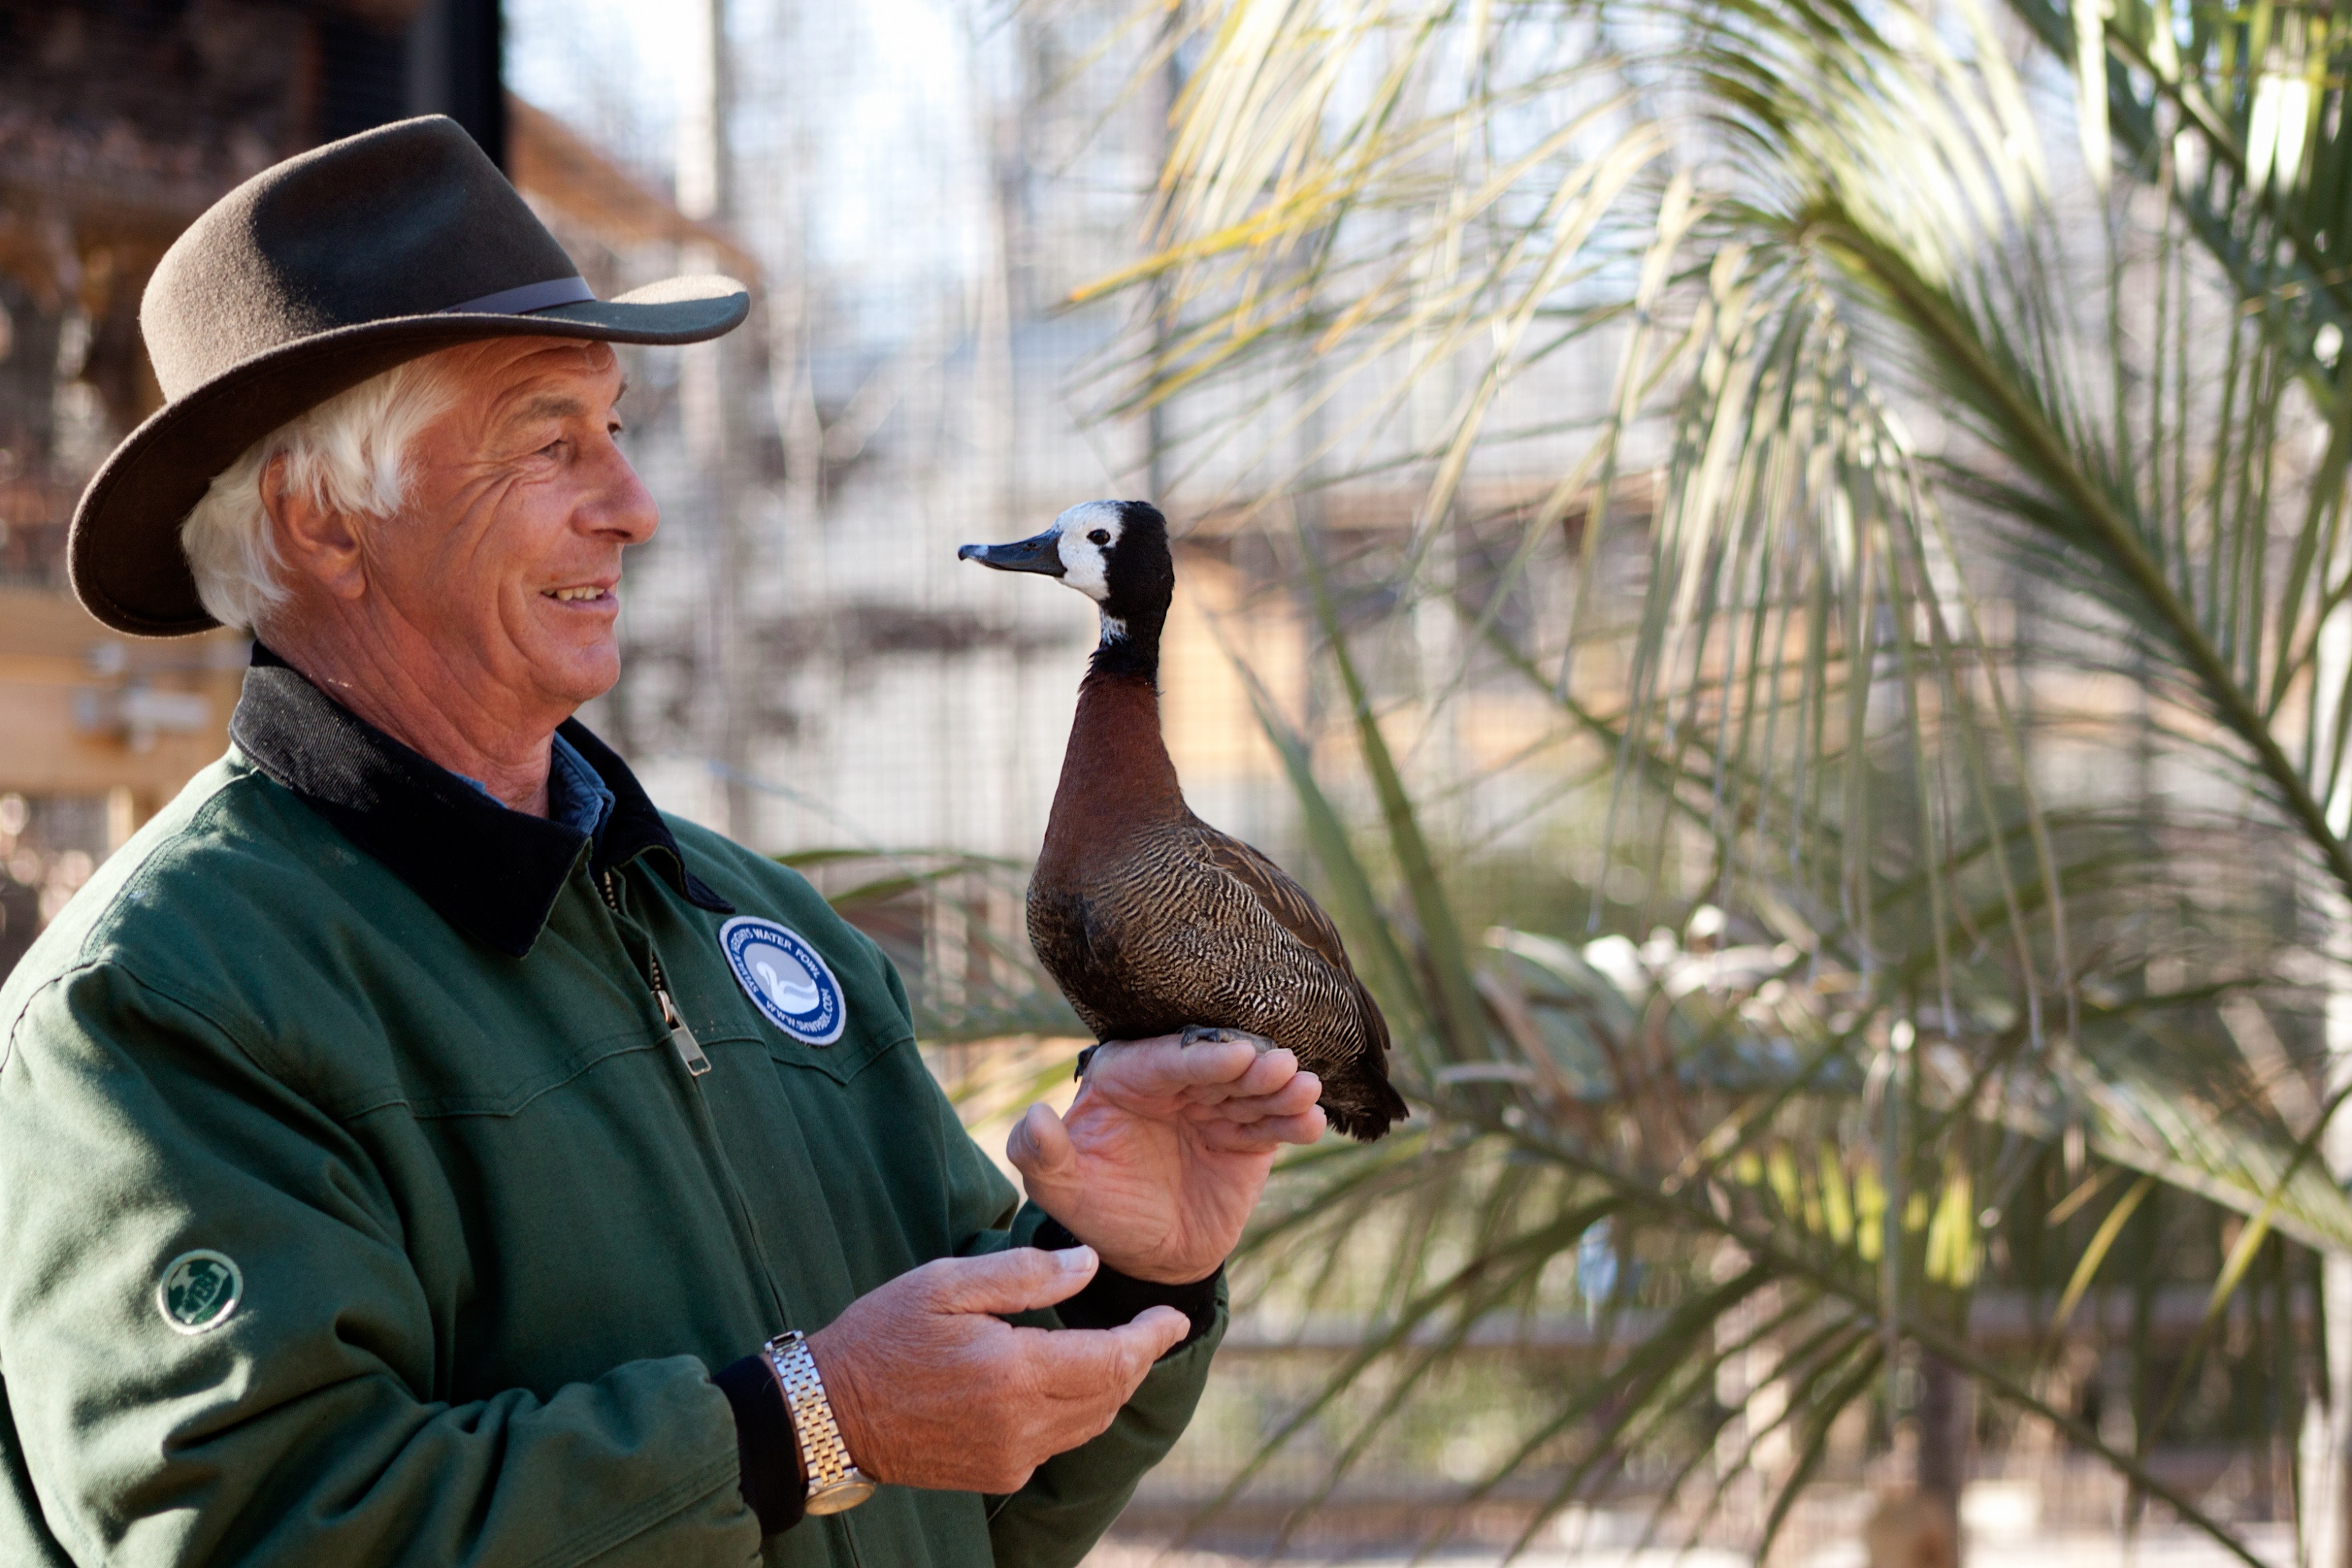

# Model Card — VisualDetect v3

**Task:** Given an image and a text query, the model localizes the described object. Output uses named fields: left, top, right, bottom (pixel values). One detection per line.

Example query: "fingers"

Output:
left=1188, top=1068, right=1320, bottom=1121
left=1025, top=1306, right=1193, bottom=1415
left=1226, top=1047, right=1307, bottom=1099
left=1197, top=1107, right=1327, bottom=1151
left=1064, top=1032, right=1323, bottom=1145
left=921, top=1245, right=1099, bottom=1316
left=815, top=1257, right=1187, bottom=1495
left=1165, top=1069, right=1319, bottom=1139
left=1089, top=1033, right=1267, bottom=1095
left=1087, top=1034, right=1329, bottom=1119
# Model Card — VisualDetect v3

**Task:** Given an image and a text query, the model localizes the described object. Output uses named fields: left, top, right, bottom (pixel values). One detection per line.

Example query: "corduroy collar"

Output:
left=229, top=645, right=733, bottom=958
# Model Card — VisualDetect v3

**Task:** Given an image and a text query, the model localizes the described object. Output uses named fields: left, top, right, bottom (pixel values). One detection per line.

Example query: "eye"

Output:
left=1087, top=529, right=1111, bottom=545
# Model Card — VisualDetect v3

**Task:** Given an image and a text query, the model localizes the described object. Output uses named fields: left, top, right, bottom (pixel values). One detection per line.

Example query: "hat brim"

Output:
left=70, top=275, right=751, bottom=637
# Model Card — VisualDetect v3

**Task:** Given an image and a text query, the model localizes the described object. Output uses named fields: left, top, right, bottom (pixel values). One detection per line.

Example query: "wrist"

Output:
left=801, top=1325, right=873, bottom=1476
left=763, top=1329, right=877, bottom=1515
left=713, top=1351, right=804, bottom=1535
left=1036, top=1213, right=1219, bottom=1287
left=1033, top=1215, right=1223, bottom=1354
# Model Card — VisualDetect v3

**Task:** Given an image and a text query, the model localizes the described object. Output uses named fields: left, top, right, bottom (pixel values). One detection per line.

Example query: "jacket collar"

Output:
left=229, top=645, right=733, bottom=958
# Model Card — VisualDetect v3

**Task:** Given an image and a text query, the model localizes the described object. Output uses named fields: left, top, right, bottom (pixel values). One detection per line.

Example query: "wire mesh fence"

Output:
left=5, top=2, right=2338, bottom=1563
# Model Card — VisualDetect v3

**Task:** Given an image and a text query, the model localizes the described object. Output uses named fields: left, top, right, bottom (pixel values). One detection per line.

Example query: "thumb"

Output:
left=1006, top=1102, right=1078, bottom=1189
left=927, top=1245, right=1099, bottom=1317
left=1108, top=1305, right=1193, bottom=1379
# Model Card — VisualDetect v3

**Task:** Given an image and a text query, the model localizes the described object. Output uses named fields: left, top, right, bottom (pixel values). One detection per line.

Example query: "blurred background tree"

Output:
left=1051, top=0, right=2352, bottom=1558
left=11, top=0, right=2352, bottom=1557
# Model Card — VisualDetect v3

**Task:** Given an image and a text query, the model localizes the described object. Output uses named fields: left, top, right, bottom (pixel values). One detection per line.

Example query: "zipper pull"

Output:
left=659, top=989, right=712, bottom=1077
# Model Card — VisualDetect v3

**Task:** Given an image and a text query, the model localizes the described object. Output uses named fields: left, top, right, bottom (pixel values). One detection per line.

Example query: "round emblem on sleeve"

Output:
left=720, top=917, right=847, bottom=1045
left=157, top=1250, right=243, bottom=1335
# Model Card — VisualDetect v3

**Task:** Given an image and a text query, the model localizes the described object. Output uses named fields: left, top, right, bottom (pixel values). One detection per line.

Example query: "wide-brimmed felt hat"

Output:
left=71, top=114, right=749, bottom=637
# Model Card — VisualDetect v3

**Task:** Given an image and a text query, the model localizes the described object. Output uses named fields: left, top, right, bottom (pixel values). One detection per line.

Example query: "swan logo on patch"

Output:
left=721, top=917, right=847, bottom=1045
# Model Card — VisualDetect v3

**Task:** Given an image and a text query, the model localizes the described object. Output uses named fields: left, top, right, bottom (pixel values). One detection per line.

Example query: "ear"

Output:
left=263, top=455, right=369, bottom=603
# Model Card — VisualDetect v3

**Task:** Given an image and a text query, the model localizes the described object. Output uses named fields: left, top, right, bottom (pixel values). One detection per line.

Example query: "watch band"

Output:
left=762, top=1329, right=877, bottom=1515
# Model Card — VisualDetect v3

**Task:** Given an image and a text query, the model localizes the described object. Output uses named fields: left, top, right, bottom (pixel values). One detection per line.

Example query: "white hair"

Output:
left=180, top=355, right=462, bottom=633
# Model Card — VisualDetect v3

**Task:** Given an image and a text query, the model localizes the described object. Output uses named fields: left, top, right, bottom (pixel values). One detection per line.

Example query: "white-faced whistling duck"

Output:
left=958, top=500, right=1409, bottom=1141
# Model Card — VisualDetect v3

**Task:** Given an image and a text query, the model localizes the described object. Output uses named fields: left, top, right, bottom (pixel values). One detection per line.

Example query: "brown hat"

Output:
left=70, top=115, right=750, bottom=637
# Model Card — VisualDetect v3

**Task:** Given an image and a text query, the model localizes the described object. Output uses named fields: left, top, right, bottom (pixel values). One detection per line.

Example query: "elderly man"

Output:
left=0, top=119, right=1327, bottom=1568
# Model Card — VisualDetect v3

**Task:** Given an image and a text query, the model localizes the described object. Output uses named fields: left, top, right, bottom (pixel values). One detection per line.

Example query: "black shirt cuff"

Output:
left=1033, top=1215, right=1223, bottom=1355
left=715, top=1351, right=805, bottom=1535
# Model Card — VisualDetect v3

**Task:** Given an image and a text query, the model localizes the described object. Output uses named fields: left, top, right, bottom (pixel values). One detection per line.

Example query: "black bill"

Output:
left=957, top=531, right=1066, bottom=576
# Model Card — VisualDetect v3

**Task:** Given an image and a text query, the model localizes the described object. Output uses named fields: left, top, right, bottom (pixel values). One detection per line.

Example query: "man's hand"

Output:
left=1007, top=1033, right=1326, bottom=1285
left=807, top=1247, right=1187, bottom=1495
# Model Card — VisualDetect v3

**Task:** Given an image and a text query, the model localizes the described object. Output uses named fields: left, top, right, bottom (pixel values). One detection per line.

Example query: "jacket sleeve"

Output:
left=0, top=962, right=764, bottom=1568
left=907, top=1007, right=1221, bottom=1568
left=991, top=1203, right=1225, bottom=1568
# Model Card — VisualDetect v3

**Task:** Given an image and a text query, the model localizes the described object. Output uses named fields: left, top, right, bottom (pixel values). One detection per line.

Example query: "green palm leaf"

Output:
left=1066, top=0, right=2352, bottom=1551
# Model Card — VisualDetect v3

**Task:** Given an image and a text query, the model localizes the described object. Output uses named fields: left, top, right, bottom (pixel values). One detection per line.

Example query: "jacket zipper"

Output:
left=598, top=865, right=797, bottom=1337
left=600, top=869, right=712, bottom=1076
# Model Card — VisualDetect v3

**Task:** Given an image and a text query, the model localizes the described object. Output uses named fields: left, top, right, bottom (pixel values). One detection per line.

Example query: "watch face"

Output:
left=806, top=1477, right=877, bottom=1515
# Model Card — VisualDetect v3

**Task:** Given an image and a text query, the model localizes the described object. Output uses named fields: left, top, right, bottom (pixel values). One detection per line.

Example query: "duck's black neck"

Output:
left=1088, top=601, right=1167, bottom=681
left=1083, top=510, right=1175, bottom=681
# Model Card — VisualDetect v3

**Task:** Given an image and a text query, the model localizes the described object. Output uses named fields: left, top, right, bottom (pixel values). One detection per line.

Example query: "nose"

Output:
left=582, top=434, right=660, bottom=545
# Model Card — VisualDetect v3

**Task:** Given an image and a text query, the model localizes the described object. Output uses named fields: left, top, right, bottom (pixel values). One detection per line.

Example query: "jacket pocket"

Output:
left=389, top=1027, right=667, bottom=1119
left=758, top=1026, right=905, bottom=1084
left=675, top=968, right=905, bottom=1086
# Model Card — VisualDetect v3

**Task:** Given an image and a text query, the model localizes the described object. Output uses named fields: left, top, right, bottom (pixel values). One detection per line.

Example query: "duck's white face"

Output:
left=1051, top=501, right=1126, bottom=603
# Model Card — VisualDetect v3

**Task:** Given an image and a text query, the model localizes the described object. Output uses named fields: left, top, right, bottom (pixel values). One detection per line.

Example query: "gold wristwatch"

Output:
left=762, top=1329, right=877, bottom=1515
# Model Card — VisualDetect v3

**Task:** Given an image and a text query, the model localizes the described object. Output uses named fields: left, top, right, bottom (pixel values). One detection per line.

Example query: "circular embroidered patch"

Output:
left=157, top=1250, right=242, bottom=1335
left=720, top=917, right=847, bottom=1045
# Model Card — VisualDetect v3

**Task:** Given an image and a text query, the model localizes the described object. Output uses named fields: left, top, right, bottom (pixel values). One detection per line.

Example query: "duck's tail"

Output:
left=1322, top=1074, right=1411, bottom=1142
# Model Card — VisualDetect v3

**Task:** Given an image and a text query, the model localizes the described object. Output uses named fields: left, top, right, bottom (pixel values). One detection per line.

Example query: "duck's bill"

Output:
left=957, top=531, right=1065, bottom=576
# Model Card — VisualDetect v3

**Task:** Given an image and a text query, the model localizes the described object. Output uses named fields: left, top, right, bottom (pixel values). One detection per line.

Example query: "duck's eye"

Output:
left=1088, top=529, right=1111, bottom=545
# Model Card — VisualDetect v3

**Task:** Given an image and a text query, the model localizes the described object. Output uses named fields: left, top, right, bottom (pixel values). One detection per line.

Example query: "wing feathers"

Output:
left=1189, top=819, right=1388, bottom=1036
left=1190, top=827, right=1351, bottom=967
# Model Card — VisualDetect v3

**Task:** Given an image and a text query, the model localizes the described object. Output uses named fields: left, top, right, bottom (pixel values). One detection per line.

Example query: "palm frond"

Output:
left=1069, top=0, right=2352, bottom=1549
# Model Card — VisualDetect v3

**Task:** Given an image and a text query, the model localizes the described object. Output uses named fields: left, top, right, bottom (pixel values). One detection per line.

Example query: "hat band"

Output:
left=443, top=277, right=597, bottom=315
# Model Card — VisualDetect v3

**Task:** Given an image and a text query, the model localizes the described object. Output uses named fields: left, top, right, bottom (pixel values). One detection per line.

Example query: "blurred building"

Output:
left=0, top=0, right=1616, bottom=988
left=0, top=0, right=743, bottom=975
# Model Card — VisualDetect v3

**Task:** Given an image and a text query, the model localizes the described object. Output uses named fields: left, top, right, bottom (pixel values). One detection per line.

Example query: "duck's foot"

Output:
left=1180, top=1025, right=1277, bottom=1052
left=1074, top=1043, right=1102, bottom=1079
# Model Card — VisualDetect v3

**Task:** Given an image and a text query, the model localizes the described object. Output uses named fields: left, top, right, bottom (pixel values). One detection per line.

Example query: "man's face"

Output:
left=365, top=336, right=655, bottom=713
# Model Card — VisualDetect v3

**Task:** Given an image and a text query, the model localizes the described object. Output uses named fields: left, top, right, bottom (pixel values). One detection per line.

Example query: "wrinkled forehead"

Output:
left=433, top=336, right=627, bottom=433
left=1053, top=500, right=1126, bottom=539
left=433, top=333, right=621, bottom=389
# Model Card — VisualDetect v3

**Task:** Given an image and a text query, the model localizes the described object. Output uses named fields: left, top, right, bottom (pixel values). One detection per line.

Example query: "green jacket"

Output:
left=0, top=655, right=1220, bottom=1568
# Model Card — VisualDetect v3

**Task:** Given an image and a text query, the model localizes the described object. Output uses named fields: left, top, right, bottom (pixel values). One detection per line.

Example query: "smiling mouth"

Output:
left=544, top=585, right=614, bottom=604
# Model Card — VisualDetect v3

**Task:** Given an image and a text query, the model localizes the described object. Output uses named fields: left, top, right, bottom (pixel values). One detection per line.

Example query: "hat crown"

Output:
left=141, top=117, right=581, bottom=402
